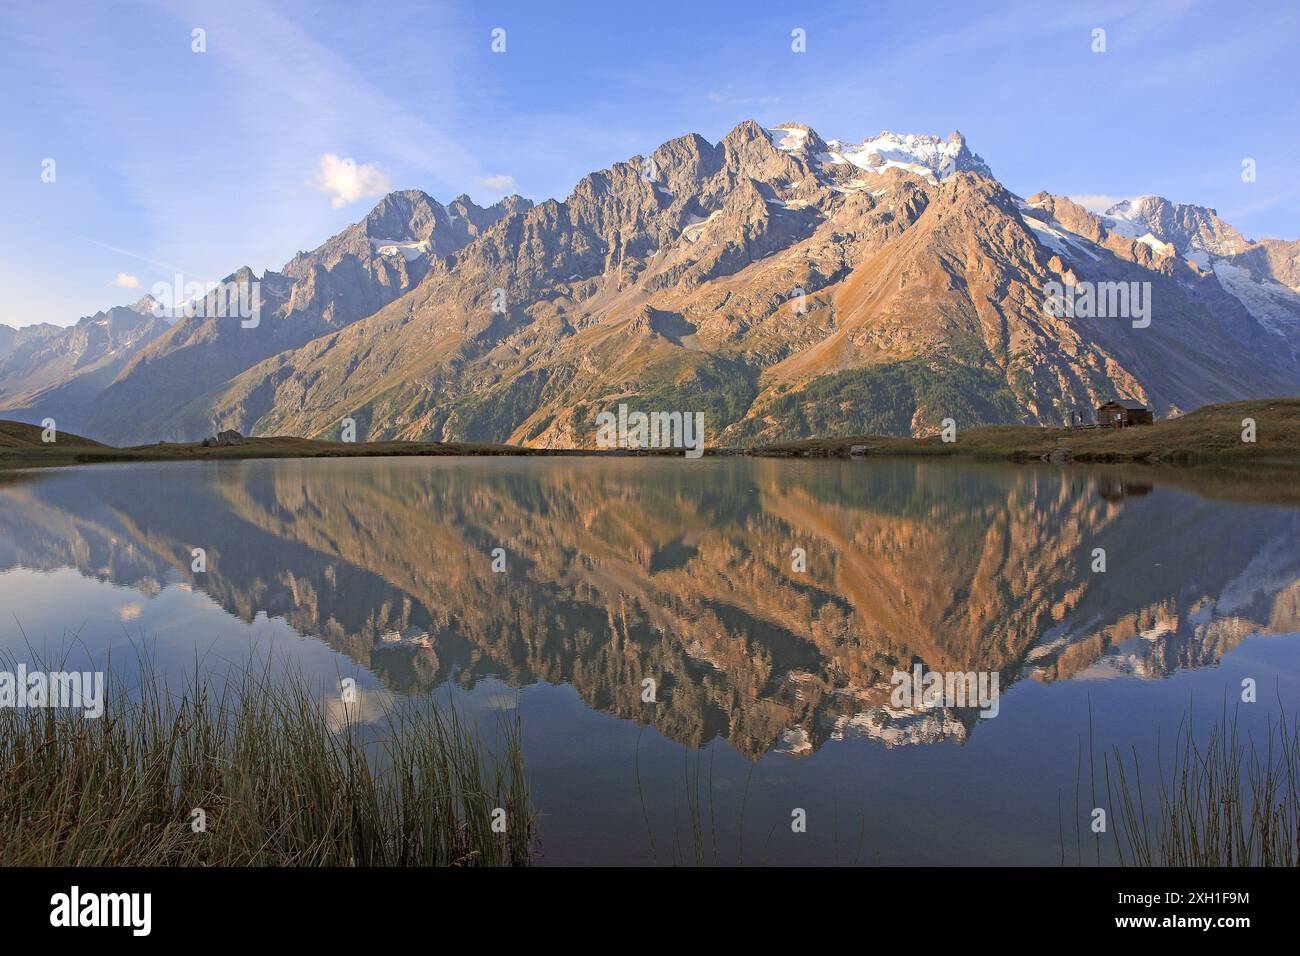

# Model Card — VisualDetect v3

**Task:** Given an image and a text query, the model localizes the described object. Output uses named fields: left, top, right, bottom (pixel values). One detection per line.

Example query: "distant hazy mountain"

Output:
left=5, top=119, right=1299, bottom=445
left=73, top=191, right=532, bottom=443
left=0, top=296, right=170, bottom=435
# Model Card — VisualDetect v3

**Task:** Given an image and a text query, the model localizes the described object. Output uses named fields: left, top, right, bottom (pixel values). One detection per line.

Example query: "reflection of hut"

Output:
left=1096, top=400, right=1153, bottom=427
left=1096, top=478, right=1154, bottom=501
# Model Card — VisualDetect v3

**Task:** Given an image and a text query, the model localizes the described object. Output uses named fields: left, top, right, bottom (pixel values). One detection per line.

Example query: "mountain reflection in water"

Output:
left=2, top=456, right=1297, bottom=761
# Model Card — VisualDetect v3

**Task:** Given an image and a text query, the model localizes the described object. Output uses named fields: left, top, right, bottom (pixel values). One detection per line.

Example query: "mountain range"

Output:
left=4, top=119, right=1299, bottom=446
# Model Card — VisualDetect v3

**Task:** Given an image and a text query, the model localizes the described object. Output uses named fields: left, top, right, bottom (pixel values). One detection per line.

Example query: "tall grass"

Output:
left=1076, top=699, right=1300, bottom=867
left=0, top=657, right=533, bottom=866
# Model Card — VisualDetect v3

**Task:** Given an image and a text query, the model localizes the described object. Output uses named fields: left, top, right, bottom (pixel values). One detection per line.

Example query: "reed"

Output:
left=0, top=656, right=533, bottom=866
left=1077, top=700, right=1300, bottom=867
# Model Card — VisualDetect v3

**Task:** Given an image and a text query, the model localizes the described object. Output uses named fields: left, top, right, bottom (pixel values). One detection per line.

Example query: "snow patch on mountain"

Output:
left=371, top=238, right=433, bottom=261
left=1097, top=197, right=1149, bottom=240
left=1136, top=233, right=1175, bottom=256
left=1017, top=202, right=1102, bottom=262
left=1102, top=196, right=1247, bottom=257
left=770, top=126, right=808, bottom=151
left=830, top=178, right=874, bottom=194
left=1213, top=261, right=1300, bottom=339
left=681, top=210, right=721, bottom=244
left=818, top=130, right=993, bottom=182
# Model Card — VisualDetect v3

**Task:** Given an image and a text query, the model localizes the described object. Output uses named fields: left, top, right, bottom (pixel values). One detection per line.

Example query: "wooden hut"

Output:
left=1096, top=400, right=1153, bottom=427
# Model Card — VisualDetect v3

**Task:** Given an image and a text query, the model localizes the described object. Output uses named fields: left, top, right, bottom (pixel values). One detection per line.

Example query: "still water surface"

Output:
left=2, top=456, right=1297, bottom=864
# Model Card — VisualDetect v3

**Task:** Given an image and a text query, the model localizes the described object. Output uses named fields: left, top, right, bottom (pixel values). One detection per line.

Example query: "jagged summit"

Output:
left=822, top=129, right=994, bottom=181
left=765, top=122, right=994, bottom=181
left=361, top=189, right=443, bottom=240
left=1100, top=195, right=1247, bottom=257
left=129, top=293, right=159, bottom=314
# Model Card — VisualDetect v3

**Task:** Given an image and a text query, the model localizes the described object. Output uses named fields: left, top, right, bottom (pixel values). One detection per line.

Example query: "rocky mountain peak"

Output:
left=448, top=193, right=534, bottom=238
left=1101, top=196, right=1248, bottom=257
left=722, top=118, right=770, bottom=148
left=490, top=194, right=534, bottom=217
left=819, top=128, right=994, bottom=182
left=130, top=293, right=159, bottom=314
left=361, top=189, right=443, bottom=241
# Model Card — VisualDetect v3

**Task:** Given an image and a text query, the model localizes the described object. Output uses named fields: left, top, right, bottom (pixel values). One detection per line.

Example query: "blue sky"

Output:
left=2, top=0, right=1297, bottom=327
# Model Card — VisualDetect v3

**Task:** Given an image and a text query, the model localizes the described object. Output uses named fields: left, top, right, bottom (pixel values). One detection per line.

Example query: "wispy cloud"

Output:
left=0, top=207, right=207, bottom=279
left=173, top=0, right=487, bottom=187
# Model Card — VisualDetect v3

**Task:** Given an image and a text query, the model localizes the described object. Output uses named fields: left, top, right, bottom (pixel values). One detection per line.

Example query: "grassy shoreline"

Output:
left=751, top=397, right=1300, bottom=466
left=5, top=398, right=1300, bottom=472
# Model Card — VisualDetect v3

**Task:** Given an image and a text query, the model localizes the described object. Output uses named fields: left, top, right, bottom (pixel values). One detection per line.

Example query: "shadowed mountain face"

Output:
left=5, top=122, right=1300, bottom=446
left=1, top=458, right=1297, bottom=758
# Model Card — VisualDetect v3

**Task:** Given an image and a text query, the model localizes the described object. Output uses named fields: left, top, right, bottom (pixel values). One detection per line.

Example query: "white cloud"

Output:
left=1069, top=194, right=1127, bottom=214
left=110, top=272, right=141, bottom=288
left=311, top=153, right=393, bottom=208
left=478, top=173, right=517, bottom=192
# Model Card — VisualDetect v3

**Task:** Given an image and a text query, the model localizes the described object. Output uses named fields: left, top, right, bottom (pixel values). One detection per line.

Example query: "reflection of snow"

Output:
left=826, top=703, right=969, bottom=749
left=1025, top=615, right=1102, bottom=664
left=379, top=627, right=432, bottom=647
left=1139, top=621, right=1174, bottom=641
left=1217, top=535, right=1300, bottom=615
left=776, top=726, right=814, bottom=755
